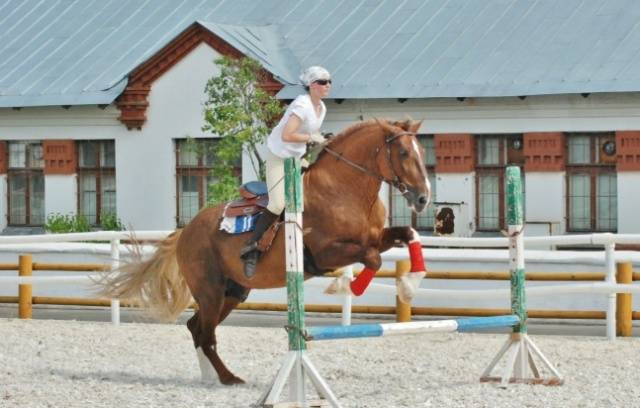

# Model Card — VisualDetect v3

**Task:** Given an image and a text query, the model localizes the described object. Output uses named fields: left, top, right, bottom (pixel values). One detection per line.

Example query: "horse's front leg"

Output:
left=378, top=227, right=427, bottom=303
left=321, top=243, right=382, bottom=296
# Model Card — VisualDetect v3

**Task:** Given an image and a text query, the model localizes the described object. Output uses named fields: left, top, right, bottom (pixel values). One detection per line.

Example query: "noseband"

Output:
left=322, top=131, right=416, bottom=196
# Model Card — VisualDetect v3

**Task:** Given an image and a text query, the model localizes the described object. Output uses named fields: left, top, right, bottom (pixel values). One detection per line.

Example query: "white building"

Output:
left=1, top=1, right=639, bottom=236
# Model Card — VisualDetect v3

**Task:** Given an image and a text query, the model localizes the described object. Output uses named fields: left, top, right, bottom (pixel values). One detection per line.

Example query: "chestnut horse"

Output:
left=100, top=119, right=431, bottom=385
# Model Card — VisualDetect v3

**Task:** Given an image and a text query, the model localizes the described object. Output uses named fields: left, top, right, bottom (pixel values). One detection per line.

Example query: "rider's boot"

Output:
left=240, top=209, right=280, bottom=279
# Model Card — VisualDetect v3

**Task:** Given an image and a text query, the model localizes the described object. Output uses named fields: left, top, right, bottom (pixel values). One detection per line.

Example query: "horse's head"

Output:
left=377, top=119, right=431, bottom=213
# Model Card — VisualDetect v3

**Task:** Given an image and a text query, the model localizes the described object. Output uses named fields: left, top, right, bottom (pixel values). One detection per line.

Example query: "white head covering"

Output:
left=299, top=66, right=331, bottom=86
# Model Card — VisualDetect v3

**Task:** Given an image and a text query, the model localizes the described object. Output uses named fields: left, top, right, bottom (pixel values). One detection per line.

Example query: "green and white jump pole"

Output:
left=258, top=158, right=340, bottom=408
left=479, top=166, right=563, bottom=386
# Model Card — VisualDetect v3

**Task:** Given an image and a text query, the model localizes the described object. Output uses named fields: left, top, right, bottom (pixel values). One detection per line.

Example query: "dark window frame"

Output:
left=475, top=134, right=524, bottom=232
left=7, top=141, right=44, bottom=226
left=565, top=132, right=617, bottom=232
left=175, top=139, right=240, bottom=227
left=76, top=140, right=116, bottom=226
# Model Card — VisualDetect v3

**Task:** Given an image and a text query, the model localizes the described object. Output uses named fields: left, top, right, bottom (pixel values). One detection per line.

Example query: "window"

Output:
left=7, top=141, right=44, bottom=225
left=475, top=134, right=525, bottom=231
left=176, top=139, right=238, bottom=226
left=566, top=133, right=617, bottom=232
left=389, top=135, right=436, bottom=231
left=77, top=141, right=116, bottom=225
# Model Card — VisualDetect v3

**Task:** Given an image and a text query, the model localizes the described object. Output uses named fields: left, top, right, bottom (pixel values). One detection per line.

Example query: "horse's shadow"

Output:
left=44, top=368, right=235, bottom=389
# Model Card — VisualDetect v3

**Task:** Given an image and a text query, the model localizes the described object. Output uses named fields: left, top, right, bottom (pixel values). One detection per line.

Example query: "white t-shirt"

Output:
left=267, top=94, right=326, bottom=159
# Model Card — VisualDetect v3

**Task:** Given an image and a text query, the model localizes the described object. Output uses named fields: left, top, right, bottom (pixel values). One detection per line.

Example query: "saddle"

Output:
left=223, top=181, right=269, bottom=218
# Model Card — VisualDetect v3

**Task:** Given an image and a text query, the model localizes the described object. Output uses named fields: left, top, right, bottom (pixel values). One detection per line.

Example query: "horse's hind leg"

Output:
left=219, top=279, right=250, bottom=323
left=187, top=311, right=217, bottom=383
left=189, top=291, right=247, bottom=383
left=192, top=288, right=245, bottom=386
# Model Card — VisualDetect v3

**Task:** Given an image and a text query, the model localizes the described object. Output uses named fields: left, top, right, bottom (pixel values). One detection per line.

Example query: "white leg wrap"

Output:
left=396, top=271, right=426, bottom=304
left=196, top=347, right=217, bottom=383
left=324, top=276, right=353, bottom=295
left=410, top=228, right=421, bottom=242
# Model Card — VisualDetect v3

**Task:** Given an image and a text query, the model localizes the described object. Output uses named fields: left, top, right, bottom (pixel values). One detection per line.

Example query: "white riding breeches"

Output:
left=265, top=149, right=286, bottom=215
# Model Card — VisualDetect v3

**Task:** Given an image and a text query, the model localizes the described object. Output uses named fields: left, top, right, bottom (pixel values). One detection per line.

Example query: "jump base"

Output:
left=481, top=333, right=563, bottom=387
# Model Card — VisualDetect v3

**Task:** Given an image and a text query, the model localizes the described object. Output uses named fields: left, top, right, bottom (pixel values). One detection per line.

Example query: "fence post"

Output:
left=110, top=239, right=121, bottom=325
left=396, top=260, right=412, bottom=322
left=605, top=242, right=617, bottom=341
left=341, top=265, right=353, bottom=326
left=18, top=254, right=33, bottom=319
left=616, top=262, right=633, bottom=337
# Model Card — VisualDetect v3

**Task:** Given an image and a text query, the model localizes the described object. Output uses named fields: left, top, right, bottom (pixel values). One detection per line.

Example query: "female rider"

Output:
left=241, top=66, right=332, bottom=278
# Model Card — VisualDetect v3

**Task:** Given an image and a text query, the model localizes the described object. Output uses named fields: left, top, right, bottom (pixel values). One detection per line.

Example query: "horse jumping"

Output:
left=100, top=119, right=431, bottom=385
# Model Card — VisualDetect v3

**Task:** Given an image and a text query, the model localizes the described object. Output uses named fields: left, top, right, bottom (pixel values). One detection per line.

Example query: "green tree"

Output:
left=201, top=56, right=283, bottom=205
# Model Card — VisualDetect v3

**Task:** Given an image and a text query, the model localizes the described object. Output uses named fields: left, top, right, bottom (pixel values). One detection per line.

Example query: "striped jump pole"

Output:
left=479, top=166, right=563, bottom=386
left=258, top=158, right=340, bottom=408
left=305, top=315, right=520, bottom=341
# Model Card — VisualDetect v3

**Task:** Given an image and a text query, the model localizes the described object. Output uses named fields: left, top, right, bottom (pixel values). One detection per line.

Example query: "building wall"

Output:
left=117, top=43, right=221, bottom=230
left=323, top=94, right=640, bottom=134
left=44, top=175, right=77, bottom=218
left=618, top=172, right=640, bottom=234
left=524, top=172, right=565, bottom=236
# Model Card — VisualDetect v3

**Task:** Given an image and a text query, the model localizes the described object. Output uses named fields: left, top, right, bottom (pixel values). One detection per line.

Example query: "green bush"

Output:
left=45, top=213, right=92, bottom=233
left=100, top=212, right=124, bottom=231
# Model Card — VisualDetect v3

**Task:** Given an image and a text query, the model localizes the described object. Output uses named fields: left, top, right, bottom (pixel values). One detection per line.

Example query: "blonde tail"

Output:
left=99, top=230, right=192, bottom=322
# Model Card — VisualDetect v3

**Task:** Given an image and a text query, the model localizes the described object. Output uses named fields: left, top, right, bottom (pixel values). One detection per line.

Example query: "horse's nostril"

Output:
left=418, top=195, right=428, bottom=205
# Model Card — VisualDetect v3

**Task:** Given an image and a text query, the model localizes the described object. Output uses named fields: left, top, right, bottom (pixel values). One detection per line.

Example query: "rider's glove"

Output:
left=308, top=132, right=325, bottom=144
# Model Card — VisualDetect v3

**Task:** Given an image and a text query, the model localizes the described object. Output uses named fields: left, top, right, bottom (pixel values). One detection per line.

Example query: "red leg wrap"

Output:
left=350, top=267, right=377, bottom=296
left=409, top=241, right=425, bottom=272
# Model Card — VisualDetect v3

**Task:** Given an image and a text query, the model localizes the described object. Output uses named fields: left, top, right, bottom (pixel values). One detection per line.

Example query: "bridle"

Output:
left=321, top=131, right=416, bottom=197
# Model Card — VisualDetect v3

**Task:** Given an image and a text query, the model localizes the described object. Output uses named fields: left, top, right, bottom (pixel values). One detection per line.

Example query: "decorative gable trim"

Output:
left=117, top=23, right=284, bottom=130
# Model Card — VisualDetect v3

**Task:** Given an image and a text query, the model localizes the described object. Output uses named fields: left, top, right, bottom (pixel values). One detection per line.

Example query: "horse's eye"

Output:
left=399, top=148, right=409, bottom=158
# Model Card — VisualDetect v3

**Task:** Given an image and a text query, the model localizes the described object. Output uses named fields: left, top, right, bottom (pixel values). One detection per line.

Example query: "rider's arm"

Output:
left=281, top=114, right=314, bottom=143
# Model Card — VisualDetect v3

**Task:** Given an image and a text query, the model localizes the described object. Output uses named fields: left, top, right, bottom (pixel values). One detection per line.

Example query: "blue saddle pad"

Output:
left=220, top=212, right=260, bottom=234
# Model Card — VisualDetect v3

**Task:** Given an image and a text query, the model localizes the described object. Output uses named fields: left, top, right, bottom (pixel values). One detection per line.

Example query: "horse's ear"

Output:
left=391, top=119, right=412, bottom=131
left=409, top=120, right=423, bottom=134
left=374, top=118, right=396, bottom=134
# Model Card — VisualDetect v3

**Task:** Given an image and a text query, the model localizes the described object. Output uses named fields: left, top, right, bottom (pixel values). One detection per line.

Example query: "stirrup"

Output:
left=239, top=242, right=258, bottom=258
left=243, top=249, right=260, bottom=279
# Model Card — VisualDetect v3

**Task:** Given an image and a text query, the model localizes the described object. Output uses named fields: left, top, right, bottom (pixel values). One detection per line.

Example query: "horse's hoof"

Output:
left=324, top=276, right=352, bottom=295
left=220, top=375, right=245, bottom=386
left=396, top=272, right=426, bottom=304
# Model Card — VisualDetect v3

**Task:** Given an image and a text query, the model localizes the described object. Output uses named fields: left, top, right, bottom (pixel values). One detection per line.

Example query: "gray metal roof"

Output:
left=2, top=0, right=640, bottom=107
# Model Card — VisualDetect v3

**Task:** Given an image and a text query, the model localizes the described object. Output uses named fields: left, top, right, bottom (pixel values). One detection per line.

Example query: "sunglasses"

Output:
left=313, top=79, right=332, bottom=85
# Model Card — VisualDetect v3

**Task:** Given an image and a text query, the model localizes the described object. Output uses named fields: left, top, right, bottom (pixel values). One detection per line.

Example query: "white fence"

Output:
left=0, top=231, right=639, bottom=340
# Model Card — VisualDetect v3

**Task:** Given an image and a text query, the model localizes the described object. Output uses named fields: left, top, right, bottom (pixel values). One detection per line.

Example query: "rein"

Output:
left=321, top=131, right=415, bottom=195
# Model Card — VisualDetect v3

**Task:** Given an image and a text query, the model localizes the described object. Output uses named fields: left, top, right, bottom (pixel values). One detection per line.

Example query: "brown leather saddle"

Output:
left=223, top=181, right=269, bottom=218
left=222, top=181, right=282, bottom=253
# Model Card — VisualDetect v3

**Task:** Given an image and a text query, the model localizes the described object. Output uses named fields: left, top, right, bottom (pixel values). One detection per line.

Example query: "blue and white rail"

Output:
left=304, top=315, right=520, bottom=341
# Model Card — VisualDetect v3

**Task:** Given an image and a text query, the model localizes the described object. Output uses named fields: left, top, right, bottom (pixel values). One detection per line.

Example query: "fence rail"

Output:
left=1, top=230, right=640, bottom=339
left=0, top=254, right=636, bottom=336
